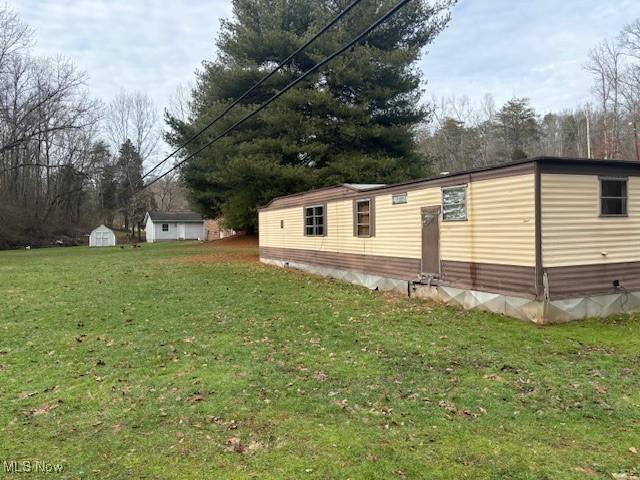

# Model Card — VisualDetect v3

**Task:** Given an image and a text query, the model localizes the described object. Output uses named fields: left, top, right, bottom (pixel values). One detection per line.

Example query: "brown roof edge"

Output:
left=258, top=156, right=640, bottom=212
left=258, top=184, right=359, bottom=211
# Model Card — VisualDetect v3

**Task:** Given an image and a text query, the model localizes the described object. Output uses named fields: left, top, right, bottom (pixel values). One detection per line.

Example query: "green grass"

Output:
left=0, top=241, right=639, bottom=479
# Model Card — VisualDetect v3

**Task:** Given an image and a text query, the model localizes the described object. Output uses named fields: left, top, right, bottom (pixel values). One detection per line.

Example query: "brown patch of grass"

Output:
left=170, top=252, right=258, bottom=265
left=200, top=235, right=258, bottom=249
left=169, top=235, right=259, bottom=264
left=170, top=235, right=258, bottom=264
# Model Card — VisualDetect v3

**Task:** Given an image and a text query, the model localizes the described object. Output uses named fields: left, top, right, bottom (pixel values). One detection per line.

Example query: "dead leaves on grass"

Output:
left=223, top=437, right=264, bottom=454
left=18, top=391, right=38, bottom=400
left=575, top=466, right=599, bottom=477
left=23, top=400, right=63, bottom=419
left=437, top=400, right=486, bottom=420
left=223, top=436, right=243, bottom=453
left=612, top=473, right=640, bottom=480
left=594, top=384, right=608, bottom=394
left=483, top=373, right=504, bottom=382
left=186, top=393, right=205, bottom=404
left=312, top=371, right=327, bottom=382
left=206, top=416, right=239, bottom=431
left=167, top=252, right=258, bottom=265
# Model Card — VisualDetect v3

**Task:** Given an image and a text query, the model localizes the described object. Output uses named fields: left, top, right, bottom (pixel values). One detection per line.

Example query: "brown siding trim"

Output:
left=266, top=186, right=351, bottom=210
left=260, top=162, right=535, bottom=212
left=440, top=260, right=537, bottom=299
left=260, top=246, right=420, bottom=280
left=259, top=247, right=537, bottom=298
left=545, top=262, right=640, bottom=299
left=534, top=161, right=543, bottom=299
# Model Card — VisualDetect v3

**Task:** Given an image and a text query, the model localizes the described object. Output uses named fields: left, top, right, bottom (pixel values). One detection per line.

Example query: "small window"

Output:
left=280, top=220, right=284, bottom=229
left=442, top=186, right=467, bottom=221
left=392, top=193, right=407, bottom=205
left=355, top=199, right=372, bottom=237
left=304, top=205, right=325, bottom=236
left=162, top=223, right=169, bottom=232
left=600, top=177, right=628, bottom=216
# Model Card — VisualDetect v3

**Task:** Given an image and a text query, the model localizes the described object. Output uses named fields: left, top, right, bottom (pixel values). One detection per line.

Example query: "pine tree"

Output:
left=166, top=0, right=456, bottom=231
left=115, top=139, right=144, bottom=234
left=495, top=97, right=540, bottom=160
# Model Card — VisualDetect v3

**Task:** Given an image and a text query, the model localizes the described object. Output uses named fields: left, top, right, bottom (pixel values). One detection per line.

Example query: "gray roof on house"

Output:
left=146, top=211, right=203, bottom=223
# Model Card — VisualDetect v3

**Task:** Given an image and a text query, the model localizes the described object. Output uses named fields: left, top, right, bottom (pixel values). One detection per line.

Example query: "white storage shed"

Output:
left=89, top=225, right=116, bottom=247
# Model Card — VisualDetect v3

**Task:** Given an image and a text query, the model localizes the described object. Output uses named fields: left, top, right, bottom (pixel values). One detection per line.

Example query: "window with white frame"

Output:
left=600, top=177, right=628, bottom=216
left=304, top=205, right=325, bottom=236
left=442, top=186, right=467, bottom=221
left=162, top=223, right=169, bottom=232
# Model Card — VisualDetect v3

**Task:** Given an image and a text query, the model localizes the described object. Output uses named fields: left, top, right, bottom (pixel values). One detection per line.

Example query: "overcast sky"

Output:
left=14, top=0, right=640, bottom=127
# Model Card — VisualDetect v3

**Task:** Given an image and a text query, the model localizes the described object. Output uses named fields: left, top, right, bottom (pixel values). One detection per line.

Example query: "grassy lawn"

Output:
left=1, top=239, right=639, bottom=479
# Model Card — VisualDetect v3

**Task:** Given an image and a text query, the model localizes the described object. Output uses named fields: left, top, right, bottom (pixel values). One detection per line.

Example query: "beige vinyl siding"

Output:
left=441, top=174, right=535, bottom=265
left=259, top=173, right=536, bottom=267
left=541, top=174, right=640, bottom=267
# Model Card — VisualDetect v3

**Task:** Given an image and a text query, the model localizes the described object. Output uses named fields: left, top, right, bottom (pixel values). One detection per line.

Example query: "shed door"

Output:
left=178, top=223, right=186, bottom=240
left=421, top=206, right=441, bottom=276
left=94, top=232, right=105, bottom=246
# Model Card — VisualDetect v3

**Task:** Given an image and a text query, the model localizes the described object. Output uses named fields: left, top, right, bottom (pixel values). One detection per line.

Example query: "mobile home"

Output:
left=258, top=157, right=640, bottom=323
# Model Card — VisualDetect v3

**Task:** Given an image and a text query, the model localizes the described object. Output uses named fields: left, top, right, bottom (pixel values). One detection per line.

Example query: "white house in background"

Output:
left=89, top=225, right=116, bottom=247
left=144, top=211, right=204, bottom=243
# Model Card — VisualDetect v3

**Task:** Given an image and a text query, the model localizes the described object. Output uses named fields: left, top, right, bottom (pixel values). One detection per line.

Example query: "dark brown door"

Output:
left=421, top=206, right=441, bottom=276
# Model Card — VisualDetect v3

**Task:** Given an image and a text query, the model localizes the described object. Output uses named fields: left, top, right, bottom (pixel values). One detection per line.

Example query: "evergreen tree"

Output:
left=115, top=139, right=144, bottom=233
left=561, top=114, right=579, bottom=157
left=166, top=0, right=456, bottom=231
left=495, top=97, right=540, bottom=160
left=93, top=142, right=118, bottom=226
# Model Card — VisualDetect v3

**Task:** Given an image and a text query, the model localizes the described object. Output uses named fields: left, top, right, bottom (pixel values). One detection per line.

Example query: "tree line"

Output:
left=0, top=6, right=185, bottom=248
left=419, top=19, right=640, bottom=173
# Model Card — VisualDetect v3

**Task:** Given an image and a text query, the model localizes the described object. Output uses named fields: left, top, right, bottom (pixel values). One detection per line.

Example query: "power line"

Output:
left=141, top=0, right=414, bottom=193
left=142, top=0, right=363, bottom=181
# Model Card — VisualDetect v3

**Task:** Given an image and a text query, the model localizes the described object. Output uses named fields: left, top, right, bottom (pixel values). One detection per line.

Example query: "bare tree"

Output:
left=0, top=5, right=101, bottom=248
left=621, top=19, right=640, bottom=59
left=105, top=90, right=160, bottom=163
left=0, top=4, right=32, bottom=73
left=585, top=40, right=623, bottom=158
left=167, top=82, right=194, bottom=123
left=147, top=172, right=190, bottom=211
